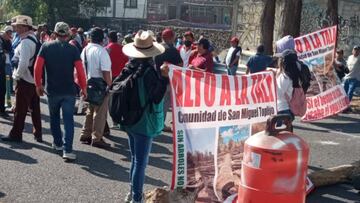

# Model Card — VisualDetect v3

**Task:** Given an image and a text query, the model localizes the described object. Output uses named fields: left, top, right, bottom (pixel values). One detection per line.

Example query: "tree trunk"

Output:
left=326, top=0, right=338, bottom=26
left=326, top=0, right=338, bottom=46
left=260, top=0, right=276, bottom=55
left=278, top=0, right=302, bottom=38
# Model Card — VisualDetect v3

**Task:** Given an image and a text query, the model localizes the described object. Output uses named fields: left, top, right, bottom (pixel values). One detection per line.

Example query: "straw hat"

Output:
left=11, top=15, right=33, bottom=27
left=123, top=30, right=165, bottom=58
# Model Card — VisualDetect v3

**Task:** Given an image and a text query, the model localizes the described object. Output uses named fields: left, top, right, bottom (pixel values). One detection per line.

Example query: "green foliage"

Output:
left=0, top=0, right=104, bottom=25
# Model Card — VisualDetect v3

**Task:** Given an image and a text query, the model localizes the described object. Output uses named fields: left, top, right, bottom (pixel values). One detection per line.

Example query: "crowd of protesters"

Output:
left=0, top=14, right=360, bottom=203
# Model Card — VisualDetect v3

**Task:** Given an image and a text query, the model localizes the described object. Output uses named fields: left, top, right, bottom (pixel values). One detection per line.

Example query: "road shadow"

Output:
left=295, top=119, right=360, bottom=135
left=307, top=184, right=360, bottom=203
left=311, top=121, right=360, bottom=134
left=154, top=133, right=173, bottom=145
left=40, top=112, right=83, bottom=128
left=74, top=150, right=167, bottom=187
left=105, top=134, right=172, bottom=170
left=0, top=145, right=37, bottom=164
left=0, top=191, right=5, bottom=198
left=294, top=125, right=328, bottom=133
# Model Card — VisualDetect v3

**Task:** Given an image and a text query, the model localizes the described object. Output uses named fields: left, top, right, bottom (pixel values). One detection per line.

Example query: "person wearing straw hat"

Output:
left=121, top=30, right=168, bottom=203
left=2, top=15, right=43, bottom=143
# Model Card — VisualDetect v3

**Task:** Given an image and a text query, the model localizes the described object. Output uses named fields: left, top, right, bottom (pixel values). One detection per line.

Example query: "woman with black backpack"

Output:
left=112, top=30, right=168, bottom=203
left=276, top=49, right=306, bottom=123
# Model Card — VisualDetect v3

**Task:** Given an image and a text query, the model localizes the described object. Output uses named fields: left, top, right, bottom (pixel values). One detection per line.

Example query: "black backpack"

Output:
left=26, top=36, right=42, bottom=76
left=297, top=61, right=311, bottom=94
left=109, top=63, right=153, bottom=126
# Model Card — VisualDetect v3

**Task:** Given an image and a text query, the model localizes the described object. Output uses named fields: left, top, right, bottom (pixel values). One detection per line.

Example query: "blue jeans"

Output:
left=47, top=95, right=76, bottom=153
left=227, top=65, right=238, bottom=76
left=343, top=78, right=360, bottom=101
left=127, top=132, right=153, bottom=201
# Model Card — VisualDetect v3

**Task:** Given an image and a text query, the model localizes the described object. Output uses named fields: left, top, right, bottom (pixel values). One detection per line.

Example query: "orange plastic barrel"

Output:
left=238, top=115, right=309, bottom=203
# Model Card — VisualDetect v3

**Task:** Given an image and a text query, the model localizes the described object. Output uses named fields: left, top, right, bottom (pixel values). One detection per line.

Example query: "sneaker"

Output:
left=34, top=136, right=43, bottom=143
left=163, top=125, right=172, bottom=133
left=91, top=139, right=111, bottom=148
left=63, top=152, right=76, bottom=161
left=52, top=143, right=63, bottom=151
left=130, top=194, right=145, bottom=203
left=124, top=192, right=132, bottom=203
left=79, top=135, right=91, bottom=144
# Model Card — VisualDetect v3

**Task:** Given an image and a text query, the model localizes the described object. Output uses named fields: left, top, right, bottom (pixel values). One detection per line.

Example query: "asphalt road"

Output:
left=0, top=96, right=359, bottom=203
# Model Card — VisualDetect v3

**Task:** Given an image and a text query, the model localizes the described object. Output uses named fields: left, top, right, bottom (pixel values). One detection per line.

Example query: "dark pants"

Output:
left=9, top=79, right=42, bottom=139
left=0, top=62, right=5, bottom=113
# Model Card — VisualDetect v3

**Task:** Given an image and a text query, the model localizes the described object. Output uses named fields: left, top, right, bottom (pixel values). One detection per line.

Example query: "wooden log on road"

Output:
left=308, top=161, right=360, bottom=187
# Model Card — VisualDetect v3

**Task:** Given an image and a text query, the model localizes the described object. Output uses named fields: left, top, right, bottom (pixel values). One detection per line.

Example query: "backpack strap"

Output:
left=138, top=67, right=156, bottom=112
left=26, top=36, right=39, bottom=62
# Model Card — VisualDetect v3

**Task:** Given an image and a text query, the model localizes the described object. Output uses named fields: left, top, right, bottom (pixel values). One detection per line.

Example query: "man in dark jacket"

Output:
left=154, top=28, right=183, bottom=132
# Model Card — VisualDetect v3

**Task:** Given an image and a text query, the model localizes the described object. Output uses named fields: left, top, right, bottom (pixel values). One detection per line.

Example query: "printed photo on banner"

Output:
left=185, top=128, right=217, bottom=202
left=215, top=125, right=250, bottom=202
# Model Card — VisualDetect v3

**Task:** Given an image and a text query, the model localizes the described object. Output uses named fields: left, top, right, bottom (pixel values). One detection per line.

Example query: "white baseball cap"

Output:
left=4, top=26, right=13, bottom=32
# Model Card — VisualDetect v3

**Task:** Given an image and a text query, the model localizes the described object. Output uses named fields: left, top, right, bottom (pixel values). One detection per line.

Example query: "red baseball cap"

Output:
left=184, top=31, right=194, bottom=39
left=231, top=37, right=239, bottom=43
left=162, top=28, right=175, bottom=40
left=70, top=27, right=77, bottom=34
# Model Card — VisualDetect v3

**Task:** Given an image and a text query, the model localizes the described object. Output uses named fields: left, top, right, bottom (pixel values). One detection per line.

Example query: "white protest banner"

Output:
left=295, top=26, right=350, bottom=121
left=169, top=66, right=277, bottom=202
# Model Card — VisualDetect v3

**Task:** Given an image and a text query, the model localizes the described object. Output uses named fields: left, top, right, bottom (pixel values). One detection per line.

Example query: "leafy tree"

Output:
left=0, top=0, right=105, bottom=26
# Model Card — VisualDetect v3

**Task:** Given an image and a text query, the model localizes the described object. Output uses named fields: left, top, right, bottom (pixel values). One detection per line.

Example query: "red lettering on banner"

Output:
left=171, top=70, right=183, bottom=107
left=314, top=97, right=320, bottom=107
left=307, top=98, right=313, bottom=109
left=295, top=39, right=303, bottom=53
left=184, top=70, right=194, bottom=107
left=314, top=34, right=323, bottom=48
left=220, top=75, right=231, bottom=106
left=253, top=74, right=265, bottom=103
left=308, top=35, right=318, bottom=49
left=263, top=74, right=275, bottom=102
left=193, top=71, right=204, bottom=107
left=241, top=76, right=250, bottom=104
left=303, top=37, right=312, bottom=51
left=234, top=76, right=249, bottom=105
left=332, top=27, right=337, bottom=42
left=319, top=30, right=328, bottom=45
left=204, top=74, right=216, bottom=106
left=324, top=30, right=331, bottom=45
left=250, top=75, right=258, bottom=103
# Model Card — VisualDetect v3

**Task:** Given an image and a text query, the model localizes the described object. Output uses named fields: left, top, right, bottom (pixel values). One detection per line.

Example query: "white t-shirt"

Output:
left=225, top=47, right=241, bottom=66
left=276, top=72, right=293, bottom=112
left=180, top=46, right=192, bottom=68
left=345, top=55, right=360, bottom=81
left=12, top=34, right=37, bottom=84
left=81, top=43, right=112, bottom=79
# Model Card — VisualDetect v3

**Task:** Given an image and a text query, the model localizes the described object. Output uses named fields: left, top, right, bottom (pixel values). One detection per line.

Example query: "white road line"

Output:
left=322, top=194, right=358, bottom=203
left=294, top=122, right=359, bottom=138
